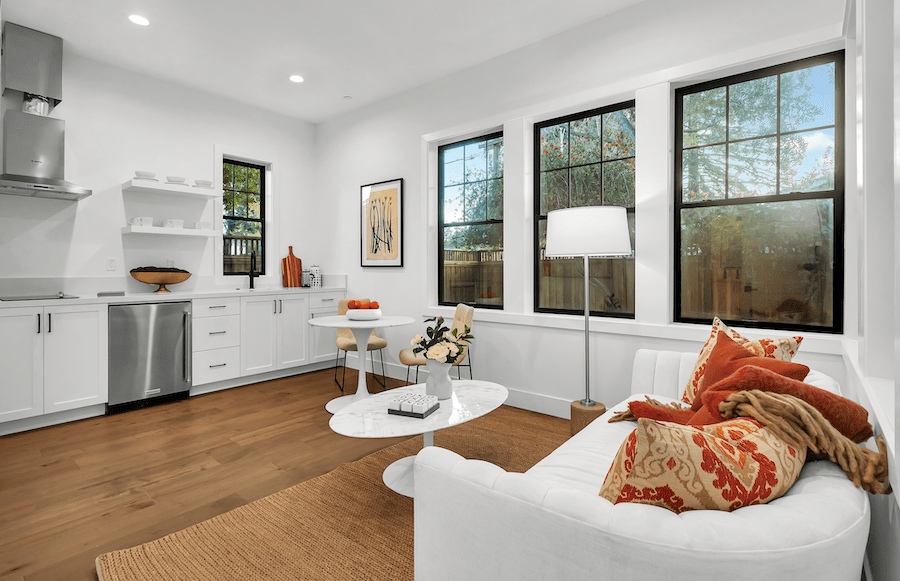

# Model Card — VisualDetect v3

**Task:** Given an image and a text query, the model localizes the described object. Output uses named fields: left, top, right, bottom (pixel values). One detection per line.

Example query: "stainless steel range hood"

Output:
left=0, top=22, right=91, bottom=201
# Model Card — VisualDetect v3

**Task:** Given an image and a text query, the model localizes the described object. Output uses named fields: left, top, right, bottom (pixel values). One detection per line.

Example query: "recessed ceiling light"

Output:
left=343, top=96, right=352, bottom=100
left=289, top=75, right=304, bottom=83
left=128, top=15, right=150, bottom=26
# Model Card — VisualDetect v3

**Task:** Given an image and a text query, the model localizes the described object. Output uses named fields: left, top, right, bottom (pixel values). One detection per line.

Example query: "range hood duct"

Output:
left=0, top=22, right=91, bottom=201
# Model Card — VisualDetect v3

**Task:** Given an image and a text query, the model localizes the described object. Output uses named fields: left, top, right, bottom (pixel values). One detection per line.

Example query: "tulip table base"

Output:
left=329, top=381, right=508, bottom=497
left=307, top=315, right=415, bottom=415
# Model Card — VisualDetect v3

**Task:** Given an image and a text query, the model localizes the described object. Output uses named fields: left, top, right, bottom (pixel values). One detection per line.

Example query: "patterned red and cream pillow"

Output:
left=690, top=331, right=810, bottom=411
left=599, top=418, right=806, bottom=514
left=682, top=317, right=803, bottom=404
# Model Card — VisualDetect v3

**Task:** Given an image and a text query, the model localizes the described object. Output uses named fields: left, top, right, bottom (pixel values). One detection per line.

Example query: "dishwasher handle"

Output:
left=184, top=310, right=192, bottom=384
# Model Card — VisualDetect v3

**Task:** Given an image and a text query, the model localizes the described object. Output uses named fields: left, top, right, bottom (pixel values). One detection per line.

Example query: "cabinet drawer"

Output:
left=192, top=315, right=240, bottom=351
left=193, top=346, right=241, bottom=385
left=309, top=292, right=344, bottom=310
left=193, top=297, right=241, bottom=318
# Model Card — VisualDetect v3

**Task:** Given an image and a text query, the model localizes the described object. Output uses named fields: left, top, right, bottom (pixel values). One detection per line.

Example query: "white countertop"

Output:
left=0, top=285, right=346, bottom=308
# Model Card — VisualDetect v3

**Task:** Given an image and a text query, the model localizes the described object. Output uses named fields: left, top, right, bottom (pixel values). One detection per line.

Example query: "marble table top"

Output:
left=329, top=380, right=509, bottom=439
left=307, top=314, right=415, bottom=329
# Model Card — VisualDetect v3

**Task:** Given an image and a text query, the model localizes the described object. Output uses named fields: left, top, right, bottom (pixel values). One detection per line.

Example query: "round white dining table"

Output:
left=308, top=314, right=415, bottom=414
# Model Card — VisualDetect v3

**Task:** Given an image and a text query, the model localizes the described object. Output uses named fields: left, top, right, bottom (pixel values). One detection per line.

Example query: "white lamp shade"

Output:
left=544, top=206, right=632, bottom=257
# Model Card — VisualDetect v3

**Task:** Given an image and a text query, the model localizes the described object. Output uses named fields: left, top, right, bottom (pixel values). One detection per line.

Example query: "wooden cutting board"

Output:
left=281, top=246, right=302, bottom=287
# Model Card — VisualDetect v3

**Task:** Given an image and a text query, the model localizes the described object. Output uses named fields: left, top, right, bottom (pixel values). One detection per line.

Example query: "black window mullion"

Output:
left=724, top=84, right=731, bottom=200
left=776, top=72, right=782, bottom=196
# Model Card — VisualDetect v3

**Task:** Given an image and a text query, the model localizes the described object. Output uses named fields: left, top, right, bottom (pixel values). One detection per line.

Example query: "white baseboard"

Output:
left=0, top=404, right=107, bottom=437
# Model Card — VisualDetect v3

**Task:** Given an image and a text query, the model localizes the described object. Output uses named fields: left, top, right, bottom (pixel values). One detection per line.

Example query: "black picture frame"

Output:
left=361, top=178, right=404, bottom=267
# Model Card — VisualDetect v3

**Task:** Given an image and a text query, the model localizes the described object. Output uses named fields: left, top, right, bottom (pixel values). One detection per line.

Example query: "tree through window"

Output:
left=438, top=132, right=504, bottom=308
left=534, top=102, right=636, bottom=318
left=675, top=52, right=844, bottom=332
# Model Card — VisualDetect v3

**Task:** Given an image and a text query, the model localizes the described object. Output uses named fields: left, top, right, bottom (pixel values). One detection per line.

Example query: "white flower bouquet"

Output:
left=410, top=316, right=473, bottom=364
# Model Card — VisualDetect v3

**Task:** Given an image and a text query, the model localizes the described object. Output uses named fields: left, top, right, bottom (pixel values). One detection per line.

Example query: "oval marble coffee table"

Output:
left=329, top=380, right=508, bottom=497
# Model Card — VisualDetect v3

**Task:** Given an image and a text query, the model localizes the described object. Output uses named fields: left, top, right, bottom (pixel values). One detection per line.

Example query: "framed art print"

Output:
left=361, top=178, right=403, bottom=267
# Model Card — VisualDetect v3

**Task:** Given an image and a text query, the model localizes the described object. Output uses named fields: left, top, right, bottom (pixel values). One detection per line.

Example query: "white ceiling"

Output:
left=2, top=0, right=647, bottom=124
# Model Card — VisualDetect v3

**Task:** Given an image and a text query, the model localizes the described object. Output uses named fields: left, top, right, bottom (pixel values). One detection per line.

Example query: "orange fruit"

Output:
left=347, top=299, right=360, bottom=310
left=370, top=301, right=380, bottom=309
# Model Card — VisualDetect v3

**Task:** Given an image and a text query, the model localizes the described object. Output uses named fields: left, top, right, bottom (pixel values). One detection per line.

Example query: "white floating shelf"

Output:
left=121, top=179, right=220, bottom=199
left=122, top=225, right=216, bottom=237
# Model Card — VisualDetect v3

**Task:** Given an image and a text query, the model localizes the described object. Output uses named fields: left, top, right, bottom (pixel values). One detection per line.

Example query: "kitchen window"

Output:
left=223, top=159, right=265, bottom=275
left=674, top=51, right=844, bottom=333
left=438, top=132, right=504, bottom=308
left=534, top=102, right=636, bottom=318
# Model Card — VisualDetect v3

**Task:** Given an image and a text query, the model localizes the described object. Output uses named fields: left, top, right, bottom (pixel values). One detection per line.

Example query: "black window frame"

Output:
left=437, top=131, right=504, bottom=309
left=223, top=158, right=266, bottom=276
left=533, top=100, right=637, bottom=318
left=674, top=51, right=845, bottom=334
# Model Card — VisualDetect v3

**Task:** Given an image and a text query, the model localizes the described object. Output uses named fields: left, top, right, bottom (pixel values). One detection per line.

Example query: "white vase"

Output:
left=425, top=358, right=453, bottom=400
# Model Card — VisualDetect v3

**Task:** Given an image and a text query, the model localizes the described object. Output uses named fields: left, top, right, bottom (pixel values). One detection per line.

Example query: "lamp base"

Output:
left=570, top=400, right=607, bottom=436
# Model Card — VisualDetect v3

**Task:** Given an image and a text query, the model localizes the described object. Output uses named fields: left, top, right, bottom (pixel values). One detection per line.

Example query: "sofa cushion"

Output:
left=691, top=331, right=810, bottom=411
left=683, top=317, right=803, bottom=404
left=599, top=417, right=806, bottom=513
left=700, top=365, right=874, bottom=443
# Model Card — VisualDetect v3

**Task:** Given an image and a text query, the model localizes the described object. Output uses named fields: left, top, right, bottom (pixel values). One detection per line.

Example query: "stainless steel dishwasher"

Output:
left=108, top=301, right=192, bottom=413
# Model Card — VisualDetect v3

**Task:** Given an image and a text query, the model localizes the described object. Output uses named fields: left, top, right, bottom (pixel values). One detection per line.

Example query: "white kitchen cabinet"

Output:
left=240, top=294, right=308, bottom=376
left=276, top=295, right=309, bottom=369
left=43, top=304, right=108, bottom=413
left=0, top=304, right=107, bottom=422
left=0, top=307, right=43, bottom=422
left=309, top=292, right=345, bottom=365
left=192, top=297, right=242, bottom=386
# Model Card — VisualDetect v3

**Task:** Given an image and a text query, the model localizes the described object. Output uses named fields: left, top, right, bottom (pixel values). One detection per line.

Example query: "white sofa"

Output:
left=413, top=349, right=871, bottom=581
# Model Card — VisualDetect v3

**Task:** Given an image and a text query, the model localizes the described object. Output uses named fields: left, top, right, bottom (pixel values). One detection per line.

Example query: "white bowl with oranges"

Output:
left=345, top=299, right=382, bottom=320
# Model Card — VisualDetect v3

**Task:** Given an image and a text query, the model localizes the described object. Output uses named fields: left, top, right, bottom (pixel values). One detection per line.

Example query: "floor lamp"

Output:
left=544, top=206, right=632, bottom=408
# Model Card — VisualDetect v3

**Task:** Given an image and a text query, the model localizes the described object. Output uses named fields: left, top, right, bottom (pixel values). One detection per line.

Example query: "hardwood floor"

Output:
left=0, top=369, right=412, bottom=581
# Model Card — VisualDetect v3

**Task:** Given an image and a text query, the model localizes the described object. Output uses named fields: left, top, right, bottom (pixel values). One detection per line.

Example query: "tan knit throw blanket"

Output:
left=720, top=389, right=891, bottom=495
left=610, top=391, right=892, bottom=495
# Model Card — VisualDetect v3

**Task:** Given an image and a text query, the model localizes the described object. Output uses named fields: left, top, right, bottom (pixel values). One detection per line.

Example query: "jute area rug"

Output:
left=95, top=405, right=570, bottom=581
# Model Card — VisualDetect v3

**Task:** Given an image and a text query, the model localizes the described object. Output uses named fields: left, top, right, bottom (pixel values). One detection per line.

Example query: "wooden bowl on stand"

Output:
left=130, top=269, right=192, bottom=293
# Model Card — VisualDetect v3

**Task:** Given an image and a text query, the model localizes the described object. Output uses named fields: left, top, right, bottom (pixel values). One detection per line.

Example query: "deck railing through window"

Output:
left=224, top=236, right=262, bottom=274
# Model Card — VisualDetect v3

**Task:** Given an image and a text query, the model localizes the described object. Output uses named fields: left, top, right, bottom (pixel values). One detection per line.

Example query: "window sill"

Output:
left=842, top=340, right=896, bottom=450
left=422, top=305, right=847, bottom=356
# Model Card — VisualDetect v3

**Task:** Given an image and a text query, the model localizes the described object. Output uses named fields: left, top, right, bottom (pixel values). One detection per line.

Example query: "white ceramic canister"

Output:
left=309, top=265, right=322, bottom=288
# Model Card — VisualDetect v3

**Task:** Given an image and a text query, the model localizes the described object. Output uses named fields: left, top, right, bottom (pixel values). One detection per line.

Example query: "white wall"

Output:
left=0, top=52, right=319, bottom=296
left=314, top=0, right=850, bottom=415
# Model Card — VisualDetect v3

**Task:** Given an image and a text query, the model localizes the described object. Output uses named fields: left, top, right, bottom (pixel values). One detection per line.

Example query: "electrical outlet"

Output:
left=166, top=259, right=175, bottom=268
left=106, top=257, right=116, bottom=271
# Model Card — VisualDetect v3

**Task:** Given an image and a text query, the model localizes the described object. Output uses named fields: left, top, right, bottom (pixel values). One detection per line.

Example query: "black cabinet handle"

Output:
left=37, top=313, right=41, bottom=334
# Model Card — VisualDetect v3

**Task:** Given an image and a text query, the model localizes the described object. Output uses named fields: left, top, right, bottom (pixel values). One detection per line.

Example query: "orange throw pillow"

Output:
left=599, top=418, right=806, bottom=513
left=627, top=400, right=696, bottom=424
left=691, top=332, right=810, bottom=411
left=701, top=365, right=874, bottom=443
left=682, top=317, right=803, bottom=404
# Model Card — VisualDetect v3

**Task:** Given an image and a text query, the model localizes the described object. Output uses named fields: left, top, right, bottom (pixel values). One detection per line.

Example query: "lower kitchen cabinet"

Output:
left=0, top=304, right=107, bottom=422
left=0, top=307, right=43, bottom=421
left=191, top=307, right=242, bottom=386
left=241, top=294, right=309, bottom=375
left=309, top=292, right=344, bottom=365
